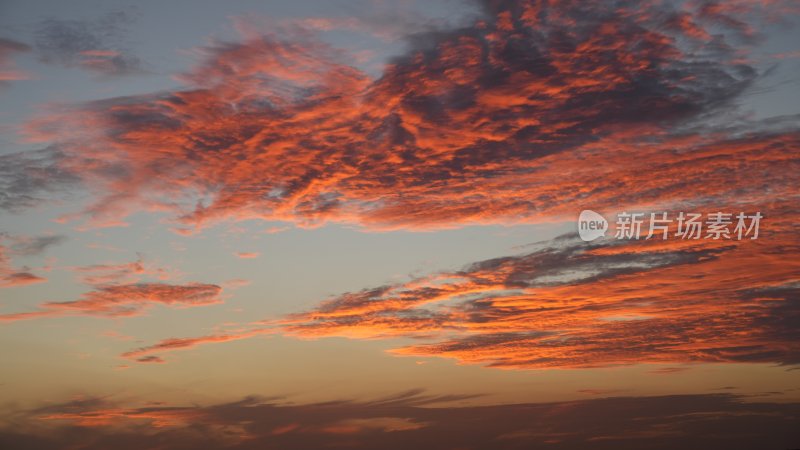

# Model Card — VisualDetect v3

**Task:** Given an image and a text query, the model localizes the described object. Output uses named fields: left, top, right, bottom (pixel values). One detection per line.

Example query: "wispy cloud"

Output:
left=234, top=251, right=260, bottom=259
left=0, top=146, right=79, bottom=213
left=0, top=282, right=222, bottom=322
left=3, top=234, right=66, bottom=256
left=33, top=11, right=146, bottom=77
left=0, top=233, right=64, bottom=287
left=70, top=255, right=174, bottom=285
left=0, top=37, right=31, bottom=87
left=1, top=248, right=219, bottom=322
left=120, top=327, right=273, bottom=362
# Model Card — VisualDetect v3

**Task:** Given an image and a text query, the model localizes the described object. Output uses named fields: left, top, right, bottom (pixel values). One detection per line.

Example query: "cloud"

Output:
left=274, top=229, right=800, bottom=369
left=648, top=367, right=690, bottom=375
left=0, top=37, right=32, bottom=86
left=0, top=282, right=222, bottom=321
left=0, top=271, right=45, bottom=288
left=72, top=259, right=147, bottom=285
left=234, top=252, right=260, bottom=259
left=33, top=11, right=145, bottom=77
left=120, top=327, right=273, bottom=362
left=48, top=0, right=790, bottom=369
left=120, top=211, right=800, bottom=369
left=233, top=5, right=470, bottom=44
left=2, top=392, right=798, bottom=450
left=0, top=146, right=79, bottom=213
left=16, top=0, right=797, bottom=231
left=134, top=356, right=165, bottom=364
left=576, top=389, right=627, bottom=396
left=0, top=251, right=218, bottom=322
left=70, top=255, right=173, bottom=285
left=0, top=233, right=63, bottom=288
left=4, top=234, right=66, bottom=256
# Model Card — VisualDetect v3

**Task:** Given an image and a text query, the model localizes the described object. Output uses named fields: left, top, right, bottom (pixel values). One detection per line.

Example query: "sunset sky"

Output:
left=1, top=0, right=799, bottom=449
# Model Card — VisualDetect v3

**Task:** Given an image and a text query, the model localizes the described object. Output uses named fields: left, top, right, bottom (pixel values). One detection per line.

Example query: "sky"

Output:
left=0, top=0, right=799, bottom=449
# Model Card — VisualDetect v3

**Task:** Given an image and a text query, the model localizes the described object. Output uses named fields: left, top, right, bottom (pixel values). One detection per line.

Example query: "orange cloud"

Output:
left=121, top=206, right=799, bottom=369
left=16, top=0, right=795, bottom=233
left=234, top=252, right=260, bottom=259
left=120, top=327, right=272, bottom=362
left=4, top=0, right=797, bottom=374
left=276, top=221, right=800, bottom=369
left=0, top=282, right=222, bottom=321
left=37, top=398, right=205, bottom=428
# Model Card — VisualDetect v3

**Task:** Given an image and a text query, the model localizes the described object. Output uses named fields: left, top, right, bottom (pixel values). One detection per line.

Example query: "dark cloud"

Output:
left=33, top=11, right=146, bottom=77
left=134, top=355, right=165, bottom=364
left=0, top=233, right=59, bottom=288
left=0, top=146, right=80, bottom=213
left=0, top=37, right=30, bottom=54
left=4, top=234, right=66, bottom=256
left=0, top=37, right=31, bottom=87
left=0, top=271, right=45, bottom=287
left=1, top=392, right=798, bottom=450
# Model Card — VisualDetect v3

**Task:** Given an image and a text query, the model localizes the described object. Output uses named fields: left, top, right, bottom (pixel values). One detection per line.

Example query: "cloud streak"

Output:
left=120, top=327, right=273, bottom=361
left=0, top=282, right=222, bottom=321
